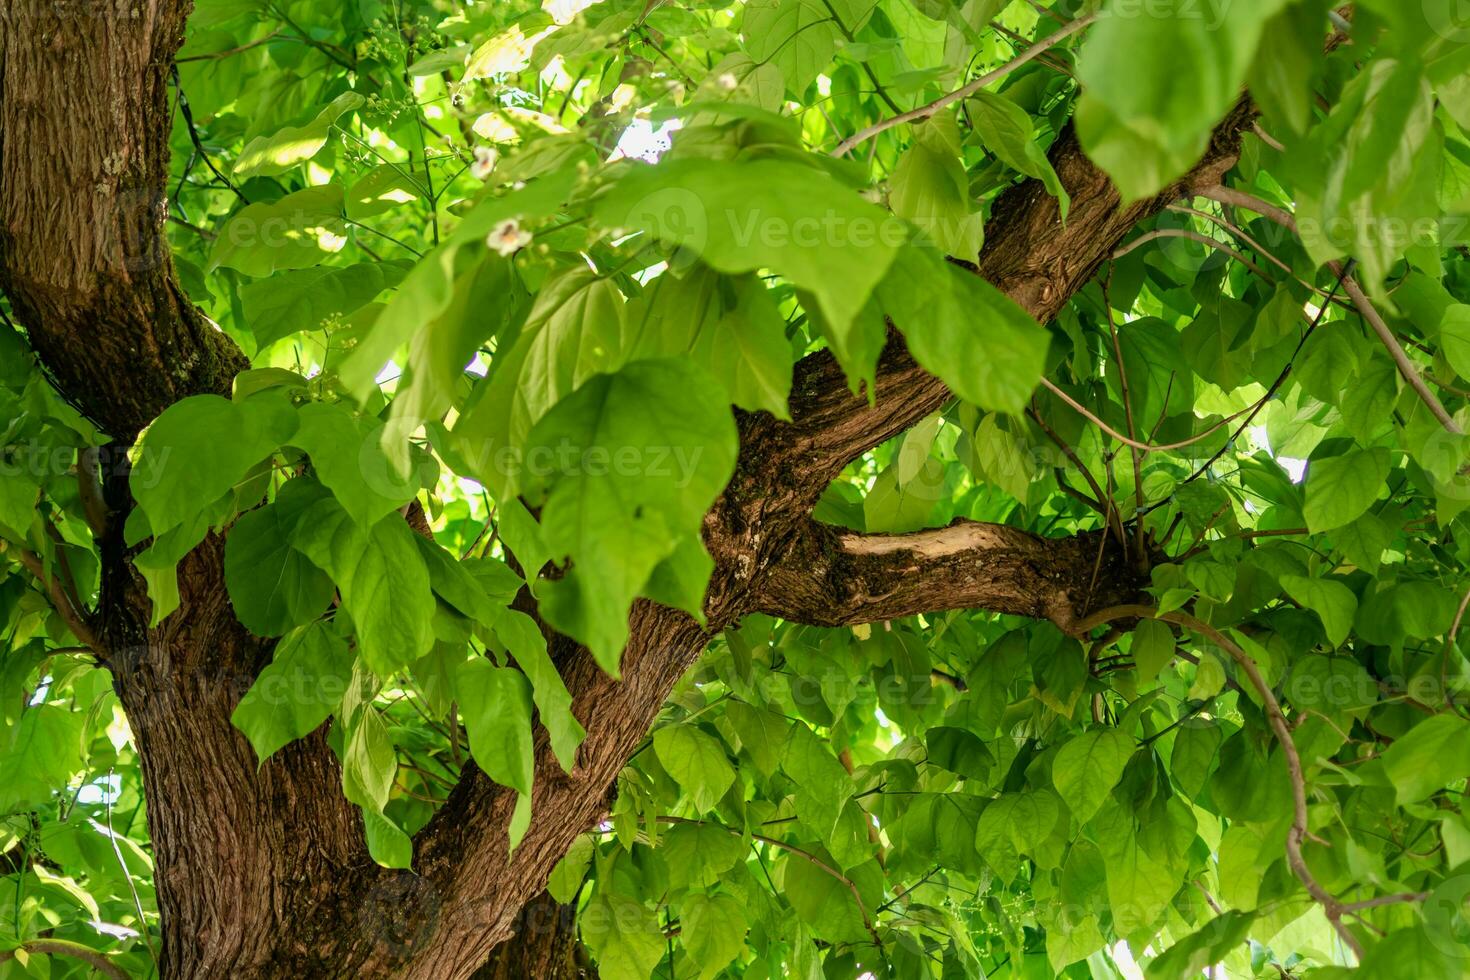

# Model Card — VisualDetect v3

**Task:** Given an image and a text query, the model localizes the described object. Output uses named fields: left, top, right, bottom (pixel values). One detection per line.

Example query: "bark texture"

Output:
left=0, top=2, right=1265, bottom=976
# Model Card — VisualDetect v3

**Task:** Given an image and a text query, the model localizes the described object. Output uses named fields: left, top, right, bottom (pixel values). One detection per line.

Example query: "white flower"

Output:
left=486, top=218, right=532, bottom=256
left=716, top=72, right=738, bottom=91
left=470, top=146, right=497, bottom=181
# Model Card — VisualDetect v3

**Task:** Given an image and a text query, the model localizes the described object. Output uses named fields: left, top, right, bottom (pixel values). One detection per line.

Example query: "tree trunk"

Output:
left=472, top=893, right=593, bottom=980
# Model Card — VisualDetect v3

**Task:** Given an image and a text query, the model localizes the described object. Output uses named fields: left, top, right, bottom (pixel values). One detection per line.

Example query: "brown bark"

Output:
left=0, top=2, right=1266, bottom=976
left=472, top=892, right=594, bottom=980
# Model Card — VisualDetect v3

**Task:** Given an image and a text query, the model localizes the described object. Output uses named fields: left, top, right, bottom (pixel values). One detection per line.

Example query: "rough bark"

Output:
left=755, top=520, right=1142, bottom=630
left=0, top=2, right=1266, bottom=976
left=0, top=0, right=245, bottom=440
left=472, top=892, right=594, bottom=980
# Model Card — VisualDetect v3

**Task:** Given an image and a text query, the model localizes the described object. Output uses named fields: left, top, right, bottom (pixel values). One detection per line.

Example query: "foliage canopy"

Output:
left=4, top=0, right=1470, bottom=978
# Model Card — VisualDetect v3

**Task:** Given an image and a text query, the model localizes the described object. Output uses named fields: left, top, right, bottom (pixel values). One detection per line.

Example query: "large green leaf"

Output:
left=520, top=359, right=738, bottom=672
left=133, top=393, right=296, bottom=536
left=652, top=724, right=736, bottom=814
left=593, top=157, right=904, bottom=358
left=286, top=482, right=436, bottom=676
left=231, top=621, right=352, bottom=763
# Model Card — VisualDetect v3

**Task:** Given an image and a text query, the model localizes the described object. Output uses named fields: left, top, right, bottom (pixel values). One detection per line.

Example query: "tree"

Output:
left=1, top=0, right=1469, bottom=977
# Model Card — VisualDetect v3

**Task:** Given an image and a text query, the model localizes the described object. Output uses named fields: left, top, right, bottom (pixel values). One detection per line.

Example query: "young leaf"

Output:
left=231, top=622, right=352, bottom=764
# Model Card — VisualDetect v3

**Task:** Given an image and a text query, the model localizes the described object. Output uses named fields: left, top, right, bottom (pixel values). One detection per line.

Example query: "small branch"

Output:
left=831, top=14, right=1096, bottom=157
left=1338, top=891, right=1430, bottom=913
left=1069, top=603, right=1423, bottom=961
left=76, top=448, right=108, bottom=538
left=1336, top=268, right=1461, bottom=434
left=1199, top=185, right=1461, bottom=434
left=0, top=540, right=103, bottom=655
left=1040, top=378, right=1251, bottom=452
left=0, top=939, right=130, bottom=980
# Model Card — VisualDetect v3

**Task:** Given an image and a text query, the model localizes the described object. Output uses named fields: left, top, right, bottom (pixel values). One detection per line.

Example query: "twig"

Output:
left=1101, top=274, right=1146, bottom=561
left=169, top=65, right=249, bottom=203
left=1199, top=185, right=1461, bottom=434
left=657, top=815, right=883, bottom=950
left=1182, top=261, right=1351, bottom=484
left=1039, top=378, right=1254, bottom=452
left=1336, top=269, right=1461, bottom=434
left=831, top=14, right=1096, bottom=157
left=0, top=540, right=102, bottom=655
left=1068, top=604, right=1436, bottom=961
left=175, top=31, right=287, bottom=62
left=107, top=767, right=160, bottom=974
left=0, top=939, right=130, bottom=980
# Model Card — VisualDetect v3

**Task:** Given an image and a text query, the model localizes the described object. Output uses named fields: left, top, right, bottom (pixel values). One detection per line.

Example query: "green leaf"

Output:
left=626, top=267, right=793, bottom=418
left=521, top=359, right=738, bottom=672
left=290, top=402, right=419, bottom=527
left=208, top=185, right=349, bottom=276
left=1279, top=574, right=1357, bottom=647
left=287, top=483, right=436, bottom=675
left=1076, top=0, right=1287, bottom=200
left=782, top=722, right=852, bottom=842
left=1053, top=729, right=1136, bottom=825
left=1145, top=910, right=1257, bottom=980
left=338, top=171, right=578, bottom=401
left=341, top=707, right=395, bottom=813
left=1440, top=304, right=1470, bottom=380
left=547, top=835, right=594, bottom=903
left=133, top=393, right=296, bottom=536
left=231, top=622, right=352, bottom=763
left=584, top=894, right=666, bottom=980
left=346, top=165, right=424, bottom=220
left=876, top=246, right=1047, bottom=413
left=1303, top=448, right=1391, bottom=532
left=1379, top=713, right=1470, bottom=804
left=456, top=659, right=535, bottom=796
left=968, top=90, right=1069, bottom=218
left=1132, top=619, right=1176, bottom=683
left=234, top=92, right=364, bottom=179
left=651, top=724, right=735, bottom=814
left=491, top=606, right=585, bottom=771
left=783, top=845, right=872, bottom=945
left=593, top=158, right=904, bottom=354
left=889, top=112, right=985, bottom=258
left=681, top=893, right=746, bottom=980
left=240, top=262, right=405, bottom=347
left=455, top=266, right=627, bottom=495
left=361, top=809, right=413, bottom=869
left=742, top=0, right=872, bottom=94
left=224, top=502, right=336, bottom=637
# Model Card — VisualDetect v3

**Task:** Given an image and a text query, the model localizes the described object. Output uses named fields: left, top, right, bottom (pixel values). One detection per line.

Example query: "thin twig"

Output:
left=1069, top=604, right=1435, bottom=961
left=0, top=940, right=130, bottom=980
left=1199, top=185, right=1461, bottom=434
left=1040, top=378, right=1254, bottom=452
left=831, top=14, right=1096, bottom=157
left=1, top=540, right=102, bottom=655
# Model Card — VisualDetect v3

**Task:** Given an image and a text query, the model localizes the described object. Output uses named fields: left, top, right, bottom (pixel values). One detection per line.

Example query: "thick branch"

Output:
left=755, top=520, right=1141, bottom=630
left=0, top=1, right=245, bottom=439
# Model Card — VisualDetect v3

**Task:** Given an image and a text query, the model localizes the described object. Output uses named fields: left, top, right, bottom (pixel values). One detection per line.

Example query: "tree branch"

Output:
left=754, top=520, right=1141, bottom=630
left=0, top=539, right=102, bottom=655
left=0, top=1, right=246, bottom=439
